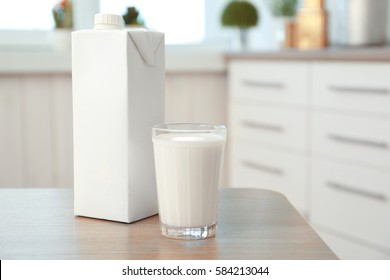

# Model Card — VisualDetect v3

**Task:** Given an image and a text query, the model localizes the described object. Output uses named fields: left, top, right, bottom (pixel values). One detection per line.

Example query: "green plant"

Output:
left=221, top=0, right=259, bottom=28
left=52, top=0, right=73, bottom=29
left=267, top=0, right=298, bottom=17
left=123, top=6, right=145, bottom=26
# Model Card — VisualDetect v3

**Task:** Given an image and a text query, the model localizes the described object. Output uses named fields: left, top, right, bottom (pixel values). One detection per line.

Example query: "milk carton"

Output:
left=72, top=14, right=164, bottom=223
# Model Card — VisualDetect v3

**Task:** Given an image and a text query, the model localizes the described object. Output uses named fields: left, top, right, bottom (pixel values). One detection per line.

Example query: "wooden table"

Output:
left=0, top=188, right=337, bottom=260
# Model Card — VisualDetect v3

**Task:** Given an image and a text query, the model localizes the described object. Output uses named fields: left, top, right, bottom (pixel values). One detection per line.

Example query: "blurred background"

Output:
left=1, top=0, right=390, bottom=260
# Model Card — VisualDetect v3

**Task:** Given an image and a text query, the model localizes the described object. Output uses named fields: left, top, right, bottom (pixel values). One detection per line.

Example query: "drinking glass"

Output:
left=152, top=123, right=227, bottom=239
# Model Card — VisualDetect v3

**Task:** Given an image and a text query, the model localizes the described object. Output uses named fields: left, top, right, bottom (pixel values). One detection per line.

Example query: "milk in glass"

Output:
left=152, top=124, right=226, bottom=239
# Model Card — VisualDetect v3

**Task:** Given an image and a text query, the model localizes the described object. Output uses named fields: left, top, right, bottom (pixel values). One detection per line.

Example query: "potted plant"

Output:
left=52, top=0, right=73, bottom=52
left=53, top=0, right=73, bottom=29
left=268, top=0, right=298, bottom=17
left=266, top=0, right=298, bottom=48
left=221, top=0, right=259, bottom=49
left=123, top=6, right=145, bottom=27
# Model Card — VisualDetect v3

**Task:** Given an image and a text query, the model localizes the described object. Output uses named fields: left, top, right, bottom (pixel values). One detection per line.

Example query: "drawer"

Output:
left=311, top=111, right=390, bottom=169
left=230, top=144, right=307, bottom=213
left=316, top=229, right=390, bottom=260
left=229, top=61, right=309, bottom=106
left=310, top=158, right=390, bottom=249
left=312, top=62, right=390, bottom=115
left=230, top=101, right=308, bottom=151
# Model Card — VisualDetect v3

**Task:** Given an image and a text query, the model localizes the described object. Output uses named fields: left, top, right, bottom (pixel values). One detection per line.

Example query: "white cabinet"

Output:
left=228, top=61, right=309, bottom=216
left=311, top=111, right=390, bottom=168
left=231, top=144, right=307, bottom=212
left=0, top=72, right=227, bottom=188
left=0, top=74, right=74, bottom=188
left=230, top=61, right=309, bottom=105
left=311, top=62, right=390, bottom=115
left=231, top=102, right=308, bottom=151
left=309, top=62, right=390, bottom=259
left=228, top=59, right=390, bottom=259
left=311, top=159, right=390, bottom=251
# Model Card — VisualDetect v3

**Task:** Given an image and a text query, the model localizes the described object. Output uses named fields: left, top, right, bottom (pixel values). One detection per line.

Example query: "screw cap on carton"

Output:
left=94, top=14, right=123, bottom=30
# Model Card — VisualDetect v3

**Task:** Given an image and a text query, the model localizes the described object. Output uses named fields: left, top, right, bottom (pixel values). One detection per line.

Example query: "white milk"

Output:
left=153, top=133, right=225, bottom=228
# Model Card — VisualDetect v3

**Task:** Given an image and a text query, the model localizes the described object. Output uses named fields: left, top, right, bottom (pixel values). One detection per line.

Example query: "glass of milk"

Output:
left=152, top=123, right=227, bottom=239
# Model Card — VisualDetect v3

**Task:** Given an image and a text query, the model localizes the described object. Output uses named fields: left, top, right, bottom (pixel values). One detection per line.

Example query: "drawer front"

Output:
left=229, top=61, right=309, bottom=105
left=311, top=111, right=390, bottom=169
left=310, top=158, right=390, bottom=249
left=312, top=62, right=390, bottom=115
left=230, top=101, right=308, bottom=151
left=230, top=144, right=307, bottom=213
left=316, top=230, right=390, bottom=260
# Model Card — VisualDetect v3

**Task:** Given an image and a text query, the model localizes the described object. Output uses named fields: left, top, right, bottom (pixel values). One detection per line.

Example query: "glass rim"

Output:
left=152, top=123, right=226, bottom=133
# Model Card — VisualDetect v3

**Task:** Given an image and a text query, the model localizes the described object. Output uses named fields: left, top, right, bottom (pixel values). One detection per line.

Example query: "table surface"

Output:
left=0, top=188, right=337, bottom=260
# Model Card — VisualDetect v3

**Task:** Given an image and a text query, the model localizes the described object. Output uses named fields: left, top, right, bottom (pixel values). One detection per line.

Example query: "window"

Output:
left=0, top=0, right=57, bottom=30
left=0, top=0, right=98, bottom=51
left=0, top=0, right=229, bottom=50
left=99, top=0, right=205, bottom=45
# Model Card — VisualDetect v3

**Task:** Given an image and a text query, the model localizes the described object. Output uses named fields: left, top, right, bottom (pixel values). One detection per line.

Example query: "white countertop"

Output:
left=3, top=46, right=390, bottom=74
left=226, top=46, right=390, bottom=62
left=0, top=46, right=227, bottom=74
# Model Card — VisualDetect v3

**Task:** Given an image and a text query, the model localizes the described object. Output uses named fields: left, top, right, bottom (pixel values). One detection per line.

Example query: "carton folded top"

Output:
left=128, top=30, right=164, bottom=66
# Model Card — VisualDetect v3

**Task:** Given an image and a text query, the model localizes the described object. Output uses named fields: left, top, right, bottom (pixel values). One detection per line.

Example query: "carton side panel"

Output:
left=72, top=31, right=130, bottom=222
left=127, top=33, right=165, bottom=221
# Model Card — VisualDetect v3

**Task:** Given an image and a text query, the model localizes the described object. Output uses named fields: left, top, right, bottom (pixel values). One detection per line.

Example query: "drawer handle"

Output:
left=242, top=120, right=284, bottom=133
left=242, top=160, right=284, bottom=176
left=242, top=79, right=285, bottom=89
left=329, top=85, right=389, bottom=95
left=328, top=133, right=389, bottom=150
left=326, top=181, right=387, bottom=202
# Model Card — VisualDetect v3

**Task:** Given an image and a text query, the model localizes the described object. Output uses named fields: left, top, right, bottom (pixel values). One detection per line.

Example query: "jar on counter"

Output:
left=329, top=0, right=388, bottom=46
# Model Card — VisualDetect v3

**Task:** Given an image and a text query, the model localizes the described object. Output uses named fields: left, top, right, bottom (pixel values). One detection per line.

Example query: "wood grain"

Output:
left=0, top=188, right=337, bottom=260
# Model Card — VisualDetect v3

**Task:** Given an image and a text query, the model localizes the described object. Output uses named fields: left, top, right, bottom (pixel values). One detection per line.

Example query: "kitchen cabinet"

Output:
left=0, top=74, right=73, bottom=188
left=310, top=62, right=390, bottom=259
left=227, top=58, right=390, bottom=259
left=228, top=61, right=309, bottom=216
left=0, top=72, right=227, bottom=188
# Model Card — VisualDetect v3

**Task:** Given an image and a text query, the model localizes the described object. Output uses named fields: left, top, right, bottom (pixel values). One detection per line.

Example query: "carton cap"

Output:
left=94, top=14, right=123, bottom=30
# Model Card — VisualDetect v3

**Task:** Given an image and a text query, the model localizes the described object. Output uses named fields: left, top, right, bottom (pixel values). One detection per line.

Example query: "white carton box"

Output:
left=72, top=15, right=164, bottom=223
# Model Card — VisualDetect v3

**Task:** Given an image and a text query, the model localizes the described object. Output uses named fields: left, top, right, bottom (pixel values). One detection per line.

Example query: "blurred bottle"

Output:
left=332, top=0, right=388, bottom=46
left=296, top=0, right=328, bottom=49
